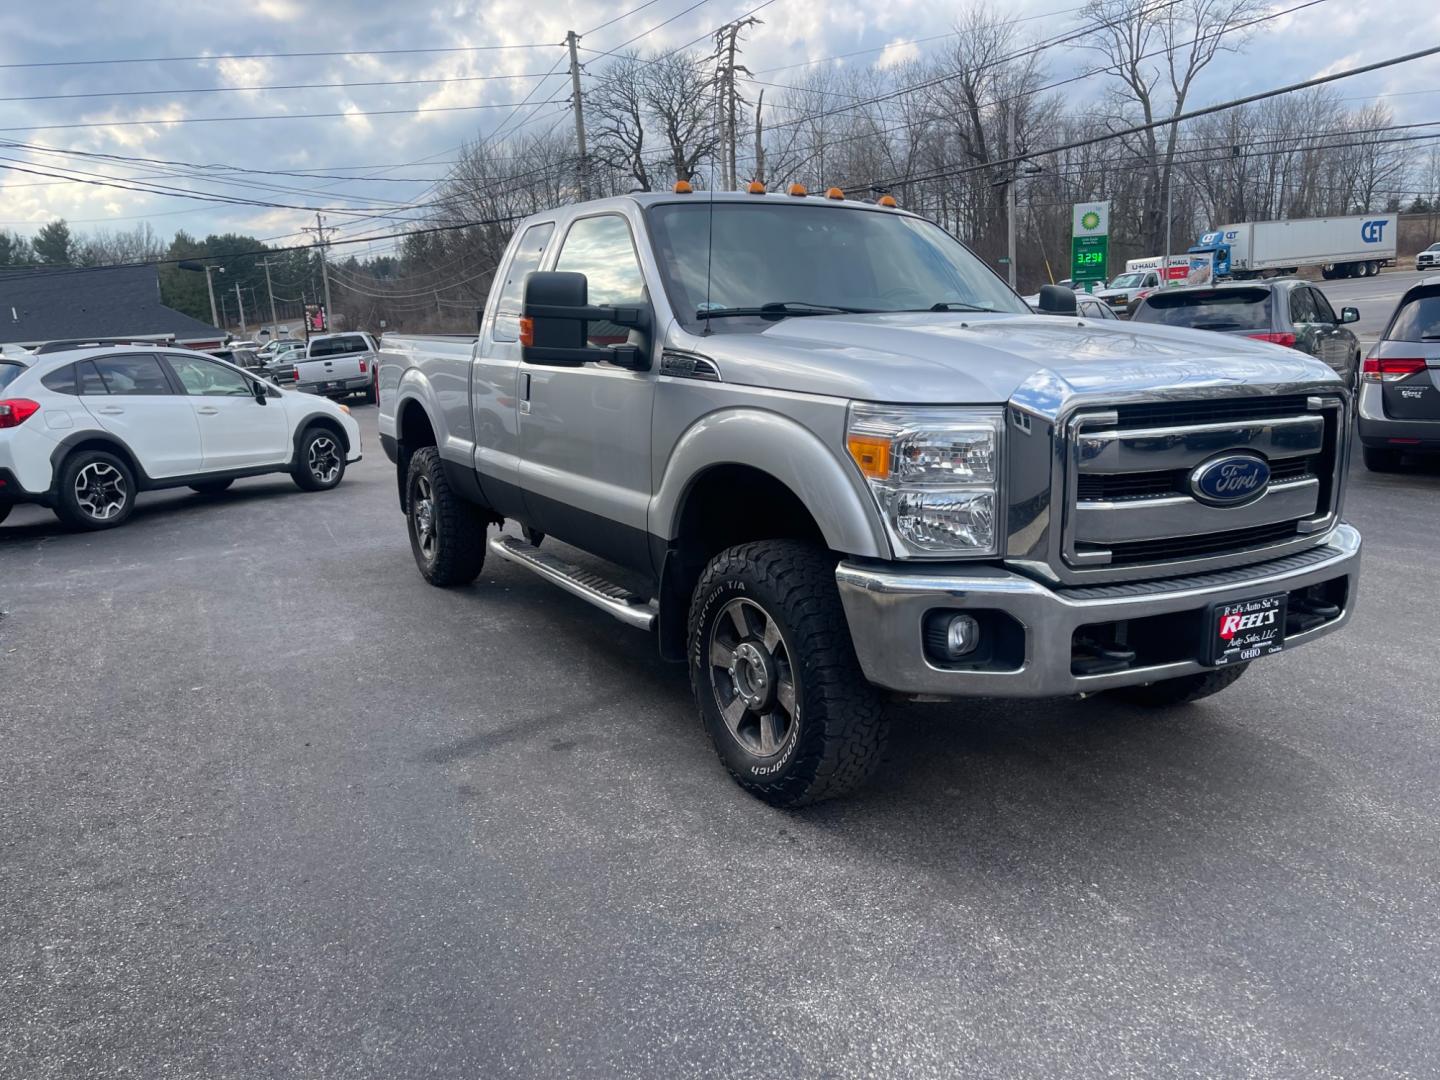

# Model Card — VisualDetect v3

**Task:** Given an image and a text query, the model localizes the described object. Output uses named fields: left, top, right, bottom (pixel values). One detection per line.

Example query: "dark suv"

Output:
left=1130, top=279, right=1361, bottom=386
left=1357, top=277, right=1440, bottom=470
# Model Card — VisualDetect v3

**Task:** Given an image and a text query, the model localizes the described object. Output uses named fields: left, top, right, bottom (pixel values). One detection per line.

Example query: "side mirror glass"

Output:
left=1038, top=284, right=1078, bottom=315
left=1340, top=306, right=1360, bottom=324
left=522, top=271, right=651, bottom=370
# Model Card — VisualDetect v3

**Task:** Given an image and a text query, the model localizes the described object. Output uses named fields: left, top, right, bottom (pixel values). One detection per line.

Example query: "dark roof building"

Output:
left=0, top=264, right=222, bottom=348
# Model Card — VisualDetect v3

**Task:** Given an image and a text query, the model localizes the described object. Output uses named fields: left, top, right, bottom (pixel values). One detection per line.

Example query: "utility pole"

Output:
left=1006, top=108, right=1018, bottom=290
left=259, top=257, right=279, bottom=334
left=304, top=212, right=334, bottom=330
left=566, top=30, right=589, bottom=198
left=203, top=264, right=223, bottom=329
left=234, top=282, right=246, bottom=334
left=753, top=90, right=765, bottom=185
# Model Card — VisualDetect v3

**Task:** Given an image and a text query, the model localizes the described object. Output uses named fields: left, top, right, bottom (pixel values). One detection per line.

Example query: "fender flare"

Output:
left=47, top=430, right=150, bottom=490
left=651, top=407, right=890, bottom=559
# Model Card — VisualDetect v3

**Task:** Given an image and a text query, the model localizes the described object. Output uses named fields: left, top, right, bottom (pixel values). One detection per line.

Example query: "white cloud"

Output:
left=876, top=39, right=921, bottom=69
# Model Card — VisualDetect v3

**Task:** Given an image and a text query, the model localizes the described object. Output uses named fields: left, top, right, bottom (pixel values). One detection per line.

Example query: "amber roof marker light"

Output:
left=674, top=180, right=694, bottom=194
left=826, top=187, right=845, bottom=200
left=747, top=180, right=766, bottom=194
left=877, top=194, right=898, bottom=208
left=788, top=183, right=808, bottom=197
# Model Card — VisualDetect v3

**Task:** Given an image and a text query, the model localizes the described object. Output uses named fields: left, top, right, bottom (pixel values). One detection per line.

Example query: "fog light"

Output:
left=945, top=614, right=980, bottom=657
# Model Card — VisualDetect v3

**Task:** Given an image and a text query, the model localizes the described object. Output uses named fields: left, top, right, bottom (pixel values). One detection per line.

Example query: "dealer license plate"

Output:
left=1207, top=593, right=1287, bottom=667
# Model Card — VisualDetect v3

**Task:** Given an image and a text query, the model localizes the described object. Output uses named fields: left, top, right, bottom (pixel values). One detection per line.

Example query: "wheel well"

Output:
left=657, top=465, right=828, bottom=661
left=51, top=436, right=145, bottom=490
left=295, top=414, right=349, bottom=456
left=395, top=399, right=438, bottom=510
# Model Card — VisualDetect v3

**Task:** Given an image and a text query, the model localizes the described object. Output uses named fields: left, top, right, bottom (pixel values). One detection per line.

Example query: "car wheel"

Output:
left=405, top=446, right=487, bottom=586
left=55, top=449, right=136, bottom=530
left=1363, top=446, right=1405, bottom=472
left=189, top=479, right=234, bottom=495
left=1110, top=663, right=1248, bottom=707
left=1321, top=265, right=1335, bottom=280
left=688, top=540, right=889, bottom=807
left=291, top=426, right=346, bottom=491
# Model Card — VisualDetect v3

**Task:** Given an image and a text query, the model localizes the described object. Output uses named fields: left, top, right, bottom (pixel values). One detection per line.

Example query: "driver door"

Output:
left=516, top=211, right=656, bottom=572
left=162, top=352, right=289, bottom=471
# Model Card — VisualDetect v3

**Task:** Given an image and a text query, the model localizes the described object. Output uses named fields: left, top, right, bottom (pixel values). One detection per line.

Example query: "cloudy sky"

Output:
left=2, top=0, right=1438, bottom=256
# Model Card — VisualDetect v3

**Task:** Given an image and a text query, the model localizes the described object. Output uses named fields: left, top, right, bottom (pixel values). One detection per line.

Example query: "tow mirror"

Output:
left=521, top=271, right=651, bottom=370
left=1037, top=284, right=1078, bottom=315
left=1340, top=306, right=1360, bottom=325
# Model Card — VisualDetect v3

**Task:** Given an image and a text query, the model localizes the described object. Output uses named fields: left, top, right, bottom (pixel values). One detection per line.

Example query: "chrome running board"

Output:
left=489, top=535, right=657, bottom=631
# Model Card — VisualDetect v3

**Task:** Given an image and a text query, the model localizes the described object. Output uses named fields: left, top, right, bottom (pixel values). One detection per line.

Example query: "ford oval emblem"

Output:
left=1189, top=454, right=1271, bottom=506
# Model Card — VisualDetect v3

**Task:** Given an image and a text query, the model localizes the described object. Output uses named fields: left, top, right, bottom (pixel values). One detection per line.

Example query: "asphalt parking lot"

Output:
left=3, top=404, right=1439, bottom=1079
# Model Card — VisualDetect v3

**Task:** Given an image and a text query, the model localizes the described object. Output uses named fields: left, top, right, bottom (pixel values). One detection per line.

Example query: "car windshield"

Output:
left=645, top=202, right=1028, bottom=329
left=1109, top=273, right=1146, bottom=288
left=1131, top=288, right=1272, bottom=331
left=1386, top=290, right=1440, bottom=341
left=0, top=360, right=25, bottom=391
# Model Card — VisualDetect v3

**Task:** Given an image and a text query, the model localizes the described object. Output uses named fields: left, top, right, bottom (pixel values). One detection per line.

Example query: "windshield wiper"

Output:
left=695, top=301, right=877, bottom=320
left=923, top=301, right=1002, bottom=312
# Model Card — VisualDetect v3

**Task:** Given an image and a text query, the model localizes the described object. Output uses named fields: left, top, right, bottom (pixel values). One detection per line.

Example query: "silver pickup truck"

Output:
left=378, top=190, right=1361, bottom=806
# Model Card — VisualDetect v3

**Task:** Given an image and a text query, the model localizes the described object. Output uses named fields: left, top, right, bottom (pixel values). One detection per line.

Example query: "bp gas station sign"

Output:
left=1071, top=201, right=1111, bottom=285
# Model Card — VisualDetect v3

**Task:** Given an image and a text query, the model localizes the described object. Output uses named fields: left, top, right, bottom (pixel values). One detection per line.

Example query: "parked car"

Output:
left=0, top=343, right=360, bottom=530
left=1415, top=243, right=1440, bottom=272
left=261, top=340, right=303, bottom=384
left=377, top=189, right=1360, bottom=807
left=211, top=346, right=264, bottom=374
left=296, top=332, right=378, bottom=402
left=1357, top=276, right=1440, bottom=470
left=1095, top=268, right=1162, bottom=315
left=1129, top=279, right=1361, bottom=386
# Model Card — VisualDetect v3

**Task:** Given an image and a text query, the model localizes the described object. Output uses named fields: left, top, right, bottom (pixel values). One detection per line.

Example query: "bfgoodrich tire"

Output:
left=291, top=425, right=346, bottom=491
left=55, top=448, right=136, bottom=530
left=1110, top=663, right=1249, bottom=707
left=405, top=446, right=487, bottom=586
left=688, top=540, right=888, bottom=807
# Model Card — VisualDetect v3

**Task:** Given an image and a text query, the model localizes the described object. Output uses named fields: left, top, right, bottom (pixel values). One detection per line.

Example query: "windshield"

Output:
left=0, top=360, right=25, bottom=391
left=1131, top=289, right=1271, bottom=331
left=1386, top=290, right=1440, bottom=341
left=645, top=202, right=1028, bottom=329
left=1110, top=273, right=1146, bottom=289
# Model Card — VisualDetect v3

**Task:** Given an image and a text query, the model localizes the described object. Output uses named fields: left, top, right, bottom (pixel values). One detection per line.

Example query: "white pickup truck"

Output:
left=295, top=332, right=378, bottom=402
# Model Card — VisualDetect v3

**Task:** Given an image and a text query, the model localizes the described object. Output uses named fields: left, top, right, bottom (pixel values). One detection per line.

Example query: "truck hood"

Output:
left=670, top=312, right=1342, bottom=414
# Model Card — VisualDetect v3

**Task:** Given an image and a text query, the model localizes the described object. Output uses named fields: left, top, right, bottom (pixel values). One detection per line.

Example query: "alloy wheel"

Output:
left=707, top=597, right=799, bottom=758
left=412, top=474, right=437, bottom=561
left=308, top=436, right=341, bottom=484
left=73, top=462, right=127, bottom=520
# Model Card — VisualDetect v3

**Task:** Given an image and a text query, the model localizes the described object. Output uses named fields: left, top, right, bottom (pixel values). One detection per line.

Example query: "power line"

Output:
left=0, top=41, right=557, bottom=70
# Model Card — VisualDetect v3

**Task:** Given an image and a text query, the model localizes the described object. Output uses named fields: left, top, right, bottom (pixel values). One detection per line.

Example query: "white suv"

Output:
left=0, top=342, right=361, bottom=530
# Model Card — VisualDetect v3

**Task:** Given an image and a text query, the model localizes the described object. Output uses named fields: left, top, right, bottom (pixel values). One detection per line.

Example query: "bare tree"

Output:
left=588, top=51, right=653, bottom=192
left=643, top=50, right=719, bottom=185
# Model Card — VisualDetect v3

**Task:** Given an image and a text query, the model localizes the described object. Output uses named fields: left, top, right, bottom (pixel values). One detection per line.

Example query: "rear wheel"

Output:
left=405, top=446, right=487, bottom=586
left=55, top=449, right=135, bottom=530
left=1363, top=446, right=1405, bottom=472
left=1110, top=664, right=1249, bottom=707
left=291, top=426, right=346, bottom=491
left=688, top=540, right=888, bottom=807
left=189, top=478, right=234, bottom=495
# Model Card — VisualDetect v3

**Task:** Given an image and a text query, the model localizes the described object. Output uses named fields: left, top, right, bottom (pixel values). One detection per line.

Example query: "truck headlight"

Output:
left=845, top=404, right=1004, bottom=557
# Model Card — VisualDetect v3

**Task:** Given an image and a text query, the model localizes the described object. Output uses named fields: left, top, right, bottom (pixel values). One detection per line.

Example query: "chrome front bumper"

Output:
left=836, top=524, right=1361, bottom=698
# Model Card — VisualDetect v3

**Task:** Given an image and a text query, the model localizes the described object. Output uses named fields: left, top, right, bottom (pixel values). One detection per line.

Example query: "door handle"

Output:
left=196, top=406, right=220, bottom=415
left=96, top=406, right=124, bottom=415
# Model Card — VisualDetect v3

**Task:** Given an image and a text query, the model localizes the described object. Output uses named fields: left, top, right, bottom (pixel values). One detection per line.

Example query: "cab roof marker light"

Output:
left=674, top=180, right=694, bottom=194
left=877, top=194, right=898, bottom=207
left=747, top=181, right=766, bottom=194
left=825, top=187, right=845, bottom=200
left=788, top=183, right=807, bottom=197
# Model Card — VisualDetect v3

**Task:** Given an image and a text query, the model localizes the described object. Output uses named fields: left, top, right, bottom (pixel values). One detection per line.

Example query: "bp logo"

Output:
left=1081, top=211, right=1101, bottom=231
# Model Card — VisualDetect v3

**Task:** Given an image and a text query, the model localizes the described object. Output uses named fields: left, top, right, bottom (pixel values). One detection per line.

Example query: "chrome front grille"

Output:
left=1061, top=395, right=1346, bottom=574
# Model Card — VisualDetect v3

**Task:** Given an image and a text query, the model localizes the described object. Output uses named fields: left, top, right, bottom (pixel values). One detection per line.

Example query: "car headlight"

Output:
left=845, top=404, right=1004, bottom=557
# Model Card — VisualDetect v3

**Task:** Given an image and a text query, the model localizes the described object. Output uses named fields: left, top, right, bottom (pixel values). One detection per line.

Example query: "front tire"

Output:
left=405, top=446, right=487, bottom=586
left=688, top=540, right=888, bottom=807
left=1110, top=664, right=1248, bottom=707
left=291, top=426, right=346, bottom=491
left=1363, top=446, right=1405, bottom=472
left=54, top=449, right=136, bottom=530
left=189, top=479, right=234, bottom=494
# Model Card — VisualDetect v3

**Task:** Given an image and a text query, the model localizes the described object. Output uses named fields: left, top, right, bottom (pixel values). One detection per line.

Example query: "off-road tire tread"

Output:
left=1112, top=663, right=1248, bottom=706
left=689, top=540, right=887, bottom=807
left=407, top=446, right=486, bottom=586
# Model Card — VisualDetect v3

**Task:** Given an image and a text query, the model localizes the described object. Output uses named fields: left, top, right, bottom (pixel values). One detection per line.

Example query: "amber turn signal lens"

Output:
left=847, top=434, right=891, bottom=479
left=519, top=317, right=534, bottom=347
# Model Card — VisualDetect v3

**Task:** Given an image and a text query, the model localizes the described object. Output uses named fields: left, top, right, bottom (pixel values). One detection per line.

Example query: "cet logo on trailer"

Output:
left=1189, top=454, right=1271, bottom=506
left=1361, top=219, right=1388, bottom=243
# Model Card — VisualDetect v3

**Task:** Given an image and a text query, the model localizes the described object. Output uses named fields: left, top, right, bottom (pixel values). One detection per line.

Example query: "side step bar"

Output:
left=488, top=534, right=658, bottom=631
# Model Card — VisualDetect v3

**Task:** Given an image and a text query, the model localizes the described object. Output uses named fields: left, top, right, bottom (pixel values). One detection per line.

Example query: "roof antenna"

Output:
left=702, top=164, right=716, bottom=337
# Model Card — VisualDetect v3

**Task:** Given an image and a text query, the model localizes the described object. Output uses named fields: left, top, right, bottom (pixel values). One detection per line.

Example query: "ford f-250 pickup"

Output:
left=377, top=188, right=1361, bottom=807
